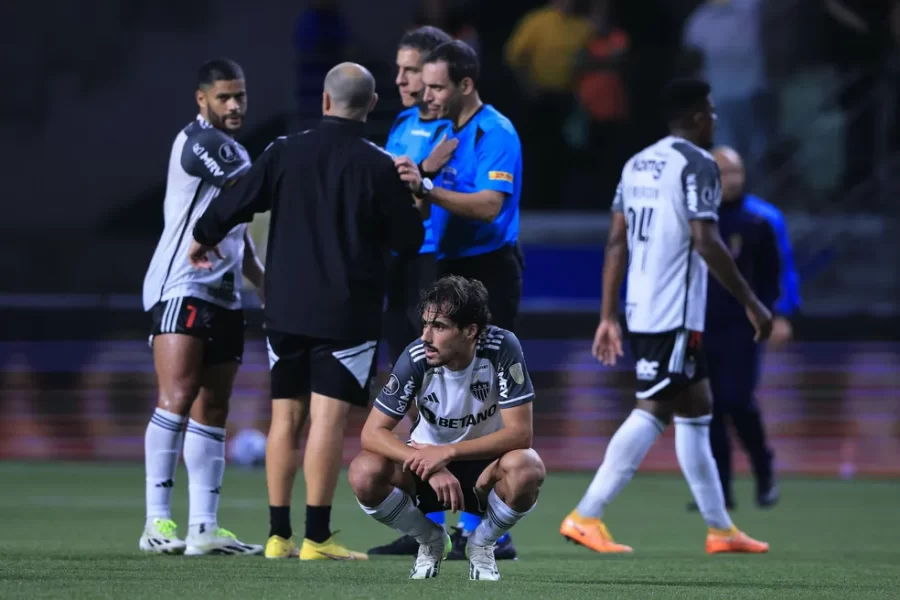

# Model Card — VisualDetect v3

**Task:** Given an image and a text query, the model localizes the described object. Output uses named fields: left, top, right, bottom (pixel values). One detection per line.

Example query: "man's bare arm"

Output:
left=601, top=211, right=629, bottom=321
left=690, top=220, right=758, bottom=306
left=360, top=409, right=415, bottom=464
left=445, top=403, right=532, bottom=461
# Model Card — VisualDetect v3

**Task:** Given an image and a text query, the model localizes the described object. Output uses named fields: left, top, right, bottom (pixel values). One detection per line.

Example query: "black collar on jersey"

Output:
left=320, top=115, right=367, bottom=134
left=453, top=103, right=485, bottom=134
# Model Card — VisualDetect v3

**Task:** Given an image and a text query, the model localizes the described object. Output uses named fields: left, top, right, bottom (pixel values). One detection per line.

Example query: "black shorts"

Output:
left=413, top=458, right=495, bottom=516
left=149, top=296, right=245, bottom=365
left=266, top=331, right=378, bottom=406
left=629, top=328, right=708, bottom=401
left=384, top=252, right=436, bottom=364
left=436, top=244, right=523, bottom=332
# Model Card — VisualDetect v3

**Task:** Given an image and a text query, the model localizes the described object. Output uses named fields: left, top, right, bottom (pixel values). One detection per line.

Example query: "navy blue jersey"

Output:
left=706, top=197, right=780, bottom=336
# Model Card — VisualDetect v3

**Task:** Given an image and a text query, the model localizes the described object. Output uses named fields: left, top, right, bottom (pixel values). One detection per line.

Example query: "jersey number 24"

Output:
left=626, top=206, right=654, bottom=271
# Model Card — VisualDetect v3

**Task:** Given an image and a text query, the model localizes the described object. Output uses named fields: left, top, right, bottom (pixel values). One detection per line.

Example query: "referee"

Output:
left=394, top=40, right=523, bottom=559
left=396, top=40, right=525, bottom=332
left=188, top=62, right=424, bottom=561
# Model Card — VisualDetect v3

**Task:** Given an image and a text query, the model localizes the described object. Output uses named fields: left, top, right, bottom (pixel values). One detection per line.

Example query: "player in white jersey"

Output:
left=561, top=79, right=772, bottom=555
left=349, top=276, right=544, bottom=581
left=138, top=59, right=264, bottom=556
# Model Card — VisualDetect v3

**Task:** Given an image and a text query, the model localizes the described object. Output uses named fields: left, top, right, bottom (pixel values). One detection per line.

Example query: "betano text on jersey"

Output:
left=375, top=327, right=534, bottom=446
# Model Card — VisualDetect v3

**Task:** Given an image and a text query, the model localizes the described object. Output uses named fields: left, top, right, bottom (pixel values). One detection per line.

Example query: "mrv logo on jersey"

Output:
left=418, top=403, right=497, bottom=429
left=193, top=143, right=225, bottom=177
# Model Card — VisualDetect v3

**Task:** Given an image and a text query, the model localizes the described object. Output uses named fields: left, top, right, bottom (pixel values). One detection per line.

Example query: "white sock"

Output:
left=358, top=488, right=443, bottom=545
left=145, top=408, right=186, bottom=524
left=469, top=489, right=533, bottom=547
left=576, top=408, right=665, bottom=518
left=675, top=414, right=733, bottom=530
left=184, top=418, right=226, bottom=534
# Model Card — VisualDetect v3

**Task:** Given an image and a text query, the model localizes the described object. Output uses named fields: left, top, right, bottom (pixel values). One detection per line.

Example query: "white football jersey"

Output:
left=375, top=327, right=534, bottom=446
left=142, top=115, right=252, bottom=312
left=612, top=135, right=721, bottom=333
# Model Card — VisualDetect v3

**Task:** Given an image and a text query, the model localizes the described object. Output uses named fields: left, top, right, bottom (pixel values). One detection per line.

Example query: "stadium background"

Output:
left=1, top=0, right=898, bottom=478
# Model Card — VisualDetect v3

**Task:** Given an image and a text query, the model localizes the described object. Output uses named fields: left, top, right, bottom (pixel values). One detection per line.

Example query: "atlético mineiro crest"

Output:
left=470, top=381, right=491, bottom=403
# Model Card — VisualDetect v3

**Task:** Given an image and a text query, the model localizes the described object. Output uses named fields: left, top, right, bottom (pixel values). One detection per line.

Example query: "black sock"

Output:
left=305, top=505, right=332, bottom=543
left=269, top=505, right=292, bottom=539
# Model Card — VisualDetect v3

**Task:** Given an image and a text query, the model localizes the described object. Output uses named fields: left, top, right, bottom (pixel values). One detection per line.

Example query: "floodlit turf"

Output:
left=0, top=462, right=898, bottom=599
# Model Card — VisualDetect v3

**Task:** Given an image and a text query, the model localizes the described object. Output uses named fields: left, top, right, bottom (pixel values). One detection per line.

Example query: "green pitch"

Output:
left=1, top=462, right=898, bottom=599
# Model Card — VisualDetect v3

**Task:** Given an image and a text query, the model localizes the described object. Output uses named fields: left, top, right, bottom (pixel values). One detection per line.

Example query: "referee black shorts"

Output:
left=383, top=252, right=436, bottom=365
left=436, top=244, right=523, bottom=332
left=266, top=331, right=378, bottom=406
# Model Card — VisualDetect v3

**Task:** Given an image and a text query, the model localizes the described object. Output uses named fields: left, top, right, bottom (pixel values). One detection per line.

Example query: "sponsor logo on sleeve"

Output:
left=488, top=170, right=514, bottom=183
left=193, top=143, right=225, bottom=178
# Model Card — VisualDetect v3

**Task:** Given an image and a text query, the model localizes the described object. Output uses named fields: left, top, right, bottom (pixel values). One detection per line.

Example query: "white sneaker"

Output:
left=184, top=524, right=263, bottom=556
left=409, top=530, right=452, bottom=580
left=467, top=541, right=500, bottom=581
left=139, top=518, right=187, bottom=555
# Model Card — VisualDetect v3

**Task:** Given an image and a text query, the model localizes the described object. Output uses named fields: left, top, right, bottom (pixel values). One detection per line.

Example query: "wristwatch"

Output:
left=416, top=177, right=434, bottom=198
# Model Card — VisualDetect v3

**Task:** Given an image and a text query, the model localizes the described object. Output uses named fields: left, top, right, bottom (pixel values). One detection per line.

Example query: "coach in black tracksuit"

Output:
left=189, top=63, right=424, bottom=557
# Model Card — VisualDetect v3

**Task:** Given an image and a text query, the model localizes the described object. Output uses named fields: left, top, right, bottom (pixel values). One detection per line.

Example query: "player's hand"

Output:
left=421, top=133, right=458, bottom=174
left=745, top=300, right=774, bottom=342
left=768, top=316, right=792, bottom=348
left=394, top=156, right=423, bottom=193
left=255, top=284, right=266, bottom=310
left=427, top=468, right=464, bottom=513
left=187, top=240, right=224, bottom=270
left=592, top=318, right=624, bottom=366
left=403, top=441, right=454, bottom=480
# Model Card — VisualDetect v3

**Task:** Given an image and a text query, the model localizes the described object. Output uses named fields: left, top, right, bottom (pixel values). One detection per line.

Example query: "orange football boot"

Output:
left=706, top=525, right=770, bottom=554
left=560, top=510, right=633, bottom=553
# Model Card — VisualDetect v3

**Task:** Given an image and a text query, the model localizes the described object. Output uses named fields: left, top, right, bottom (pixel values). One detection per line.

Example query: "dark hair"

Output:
left=398, top=26, right=452, bottom=55
left=198, top=58, right=245, bottom=89
left=419, top=275, right=491, bottom=335
left=422, top=40, right=479, bottom=86
left=661, top=78, right=711, bottom=124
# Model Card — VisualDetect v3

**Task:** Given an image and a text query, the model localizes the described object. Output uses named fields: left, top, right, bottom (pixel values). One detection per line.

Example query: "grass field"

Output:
left=1, top=462, right=898, bottom=599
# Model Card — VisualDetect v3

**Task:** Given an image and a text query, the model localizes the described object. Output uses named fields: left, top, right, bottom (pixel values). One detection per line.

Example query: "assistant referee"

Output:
left=396, top=40, right=525, bottom=333
left=188, top=62, right=424, bottom=561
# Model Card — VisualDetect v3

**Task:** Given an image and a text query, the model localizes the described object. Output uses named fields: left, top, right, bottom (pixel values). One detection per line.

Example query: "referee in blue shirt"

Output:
left=382, top=26, right=456, bottom=366
left=397, top=40, right=525, bottom=332
left=372, top=25, right=480, bottom=559
left=394, top=40, right=524, bottom=560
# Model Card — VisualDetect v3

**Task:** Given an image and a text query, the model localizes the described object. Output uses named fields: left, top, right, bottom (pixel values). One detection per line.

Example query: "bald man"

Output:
left=190, top=60, right=425, bottom=560
left=686, top=146, right=789, bottom=511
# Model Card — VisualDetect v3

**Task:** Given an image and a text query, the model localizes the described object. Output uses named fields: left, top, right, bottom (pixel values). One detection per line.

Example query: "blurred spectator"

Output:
left=683, top=0, right=774, bottom=186
left=567, top=0, right=631, bottom=206
left=292, top=0, right=352, bottom=127
left=825, top=0, right=899, bottom=202
left=504, top=0, right=594, bottom=209
left=414, top=0, right=480, bottom=55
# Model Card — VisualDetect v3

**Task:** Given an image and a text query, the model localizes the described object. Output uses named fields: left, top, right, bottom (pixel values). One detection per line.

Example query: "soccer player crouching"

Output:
left=349, top=276, right=544, bottom=580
